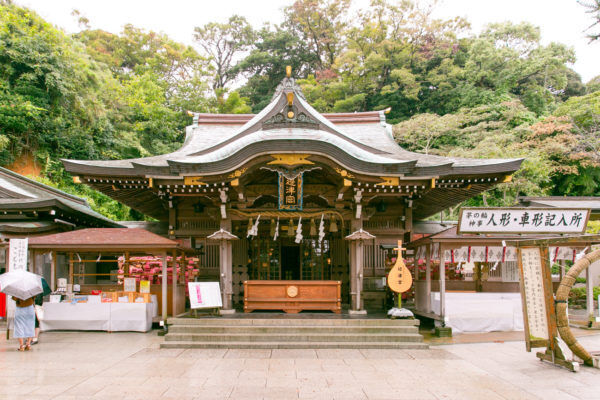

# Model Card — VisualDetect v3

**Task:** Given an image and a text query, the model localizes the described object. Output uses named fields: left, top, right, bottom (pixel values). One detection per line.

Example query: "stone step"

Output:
left=160, top=341, right=429, bottom=349
left=167, top=317, right=419, bottom=327
left=168, top=325, right=419, bottom=334
left=164, top=333, right=424, bottom=343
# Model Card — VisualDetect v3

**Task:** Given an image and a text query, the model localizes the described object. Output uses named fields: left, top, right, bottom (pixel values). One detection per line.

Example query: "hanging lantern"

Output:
left=287, top=219, right=295, bottom=236
left=310, top=219, right=317, bottom=236
left=330, top=216, right=338, bottom=233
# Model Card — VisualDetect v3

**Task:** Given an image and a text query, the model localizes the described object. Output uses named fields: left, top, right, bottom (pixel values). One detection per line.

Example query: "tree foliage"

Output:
left=0, top=0, right=598, bottom=221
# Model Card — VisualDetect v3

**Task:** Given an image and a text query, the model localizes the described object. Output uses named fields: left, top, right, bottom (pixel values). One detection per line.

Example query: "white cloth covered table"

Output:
left=431, top=292, right=523, bottom=333
left=40, top=303, right=111, bottom=331
left=109, top=303, right=153, bottom=332
left=40, top=302, right=154, bottom=332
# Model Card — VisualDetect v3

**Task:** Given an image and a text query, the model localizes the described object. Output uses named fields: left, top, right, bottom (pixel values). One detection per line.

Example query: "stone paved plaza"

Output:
left=0, top=330, right=599, bottom=400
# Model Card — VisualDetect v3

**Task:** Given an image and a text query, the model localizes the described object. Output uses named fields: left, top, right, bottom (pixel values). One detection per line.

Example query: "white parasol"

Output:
left=0, top=269, right=43, bottom=300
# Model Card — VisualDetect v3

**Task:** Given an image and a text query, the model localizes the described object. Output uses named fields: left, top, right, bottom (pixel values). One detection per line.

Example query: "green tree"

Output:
left=283, top=0, right=350, bottom=71
left=236, top=26, right=318, bottom=111
left=193, top=15, right=254, bottom=94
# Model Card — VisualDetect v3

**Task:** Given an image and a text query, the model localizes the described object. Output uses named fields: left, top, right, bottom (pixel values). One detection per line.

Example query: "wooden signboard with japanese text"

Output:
left=458, top=208, right=590, bottom=234
left=517, top=246, right=557, bottom=352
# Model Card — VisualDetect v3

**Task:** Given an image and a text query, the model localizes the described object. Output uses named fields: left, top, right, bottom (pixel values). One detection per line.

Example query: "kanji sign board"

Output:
left=458, top=208, right=590, bottom=234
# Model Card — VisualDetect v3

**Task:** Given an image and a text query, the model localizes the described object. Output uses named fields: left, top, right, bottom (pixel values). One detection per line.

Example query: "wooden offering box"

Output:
left=244, top=280, right=341, bottom=313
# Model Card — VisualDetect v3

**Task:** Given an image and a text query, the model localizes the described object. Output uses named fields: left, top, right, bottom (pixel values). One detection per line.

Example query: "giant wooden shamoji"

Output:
left=387, top=240, right=413, bottom=296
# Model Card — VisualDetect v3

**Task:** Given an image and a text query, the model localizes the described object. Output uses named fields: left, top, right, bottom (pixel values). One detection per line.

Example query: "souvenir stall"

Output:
left=407, top=226, right=600, bottom=333
left=25, top=228, right=197, bottom=332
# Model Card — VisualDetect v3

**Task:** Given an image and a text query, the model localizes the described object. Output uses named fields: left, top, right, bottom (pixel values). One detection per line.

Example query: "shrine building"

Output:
left=63, top=68, right=522, bottom=314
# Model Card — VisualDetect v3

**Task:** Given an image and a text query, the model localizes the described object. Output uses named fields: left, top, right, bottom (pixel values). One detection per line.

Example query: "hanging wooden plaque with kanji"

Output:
left=278, top=172, right=303, bottom=210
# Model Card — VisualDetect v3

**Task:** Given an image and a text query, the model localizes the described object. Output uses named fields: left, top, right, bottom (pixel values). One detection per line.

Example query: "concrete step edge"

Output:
left=166, top=318, right=420, bottom=326
left=159, top=341, right=429, bottom=349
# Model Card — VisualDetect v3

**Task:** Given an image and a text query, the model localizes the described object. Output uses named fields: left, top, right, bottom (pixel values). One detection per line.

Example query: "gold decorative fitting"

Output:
left=148, top=177, right=153, bottom=188
left=184, top=176, right=207, bottom=185
left=502, top=175, right=513, bottom=183
left=72, top=176, right=82, bottom=184
left=343, top=178, right=352, bottom=187
left=287, top=92, right=294, bottom=106
left=287, top=110, right=295, bottom=119
left=230, top=178, right=239, bottom=187
left=228, top=168, right=247, bottom=178
left=334, top=168, right=354, bottom=178
left=376, top=177, right=399, bottom=186
left=286, top=65, right=292, bottom=78
left=268, top=154, right=313, bottom=166
left=287, top=285, right=298, bottom=298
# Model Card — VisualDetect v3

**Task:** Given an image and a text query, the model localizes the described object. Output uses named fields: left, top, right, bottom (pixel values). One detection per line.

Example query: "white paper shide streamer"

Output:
left=318, top=214, right=325, bottom=245
left=247, top=214, right=261, bottom=238
left=295, top=217, right=303, bottom=244
left=273, top=217, right=279, bottom=241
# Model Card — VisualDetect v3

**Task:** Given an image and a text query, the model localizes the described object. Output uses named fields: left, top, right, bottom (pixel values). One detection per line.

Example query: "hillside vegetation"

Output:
left=0, top=0, right=598, bottom=220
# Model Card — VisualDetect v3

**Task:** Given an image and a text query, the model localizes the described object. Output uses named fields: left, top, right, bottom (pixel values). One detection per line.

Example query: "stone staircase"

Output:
left=160, top=316, right=427, bottom=349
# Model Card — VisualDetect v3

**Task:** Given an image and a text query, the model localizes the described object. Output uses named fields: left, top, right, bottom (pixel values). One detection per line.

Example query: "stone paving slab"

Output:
left=0, top=329, right=599, bottom=399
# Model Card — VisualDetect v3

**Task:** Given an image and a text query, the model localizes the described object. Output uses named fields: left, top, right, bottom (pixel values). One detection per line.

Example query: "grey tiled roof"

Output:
left=62, top=77, right=522, bottom=178
left=0, top=167, right=120, bottom=227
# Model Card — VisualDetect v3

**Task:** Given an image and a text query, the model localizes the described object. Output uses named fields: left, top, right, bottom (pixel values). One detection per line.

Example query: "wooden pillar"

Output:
left=404, top=204, right=413, bottom=244
left=439, top=244, right=446, bottom=325
left=50, top=251, right=56, bottom=291
left=219, top=218, right=234, bottom=312
left=356, top=240, right=364, bottom=311
left=168, top=204, right=176, bottom=239
left=161, top=252, right=168, bottom=323
left=349, top=240, right=357, bottom=309
left=349, top=218, right=364, bottom=313
left=219, top=240, right=234, bottom=311
left=172, top=250, right=177, bottom=317
left=559, top=259, right=565, bottom=281
left=68, top=252, right=73, bottom=286
left=425, top=243, right=432, bottom=313
left=28, top=249, right=34, bottom=272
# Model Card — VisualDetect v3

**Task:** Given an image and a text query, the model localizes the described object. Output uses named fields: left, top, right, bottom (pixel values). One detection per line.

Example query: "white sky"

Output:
left=15, top=0, right=600, bottom=82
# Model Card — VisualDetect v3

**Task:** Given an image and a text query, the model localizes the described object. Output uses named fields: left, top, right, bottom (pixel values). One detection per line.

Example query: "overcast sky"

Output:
left=15, top=0, right=600, bottom=82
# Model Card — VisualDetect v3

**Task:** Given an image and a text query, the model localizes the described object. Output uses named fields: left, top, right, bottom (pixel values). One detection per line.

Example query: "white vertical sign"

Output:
left=520, top=247, right=549, bottom=341
left=8, top=238, right=28, bottom=271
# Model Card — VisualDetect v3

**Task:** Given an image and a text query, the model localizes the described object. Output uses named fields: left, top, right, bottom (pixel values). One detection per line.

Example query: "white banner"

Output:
left=8, top=238, right=28, bottom=271
left=458, top=208, right=590, bottom=234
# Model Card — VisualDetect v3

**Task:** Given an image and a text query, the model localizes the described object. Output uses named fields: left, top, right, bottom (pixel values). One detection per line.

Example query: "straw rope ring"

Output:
left=555, top=249, right=600, bottom=366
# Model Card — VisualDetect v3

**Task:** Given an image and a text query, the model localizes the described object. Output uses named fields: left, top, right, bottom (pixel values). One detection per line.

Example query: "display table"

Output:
left=41, top=301, right=155, bottom=332
left=431, top=292, right=524, bottom=333
left=244, top=280, right=341, bottom=313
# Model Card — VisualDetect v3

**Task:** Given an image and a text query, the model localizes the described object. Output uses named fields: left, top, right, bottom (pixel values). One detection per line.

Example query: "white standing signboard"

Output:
left=519, top=247, right=550, bottom=343
left=458, top=208, right=590, bottom=234
left=188, top=282, right=222, bottom=309
left=8, top=238, right=28, bottom=271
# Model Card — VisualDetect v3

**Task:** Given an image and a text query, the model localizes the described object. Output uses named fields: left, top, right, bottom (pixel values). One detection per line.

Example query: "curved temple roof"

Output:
left=63, top=76, right=522, bottom=179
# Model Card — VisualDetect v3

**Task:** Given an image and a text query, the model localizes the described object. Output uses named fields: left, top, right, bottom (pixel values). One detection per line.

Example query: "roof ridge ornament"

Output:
left=264, top=66, right=317, bottom=129
left=271, top=66, right=306, bottom=102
